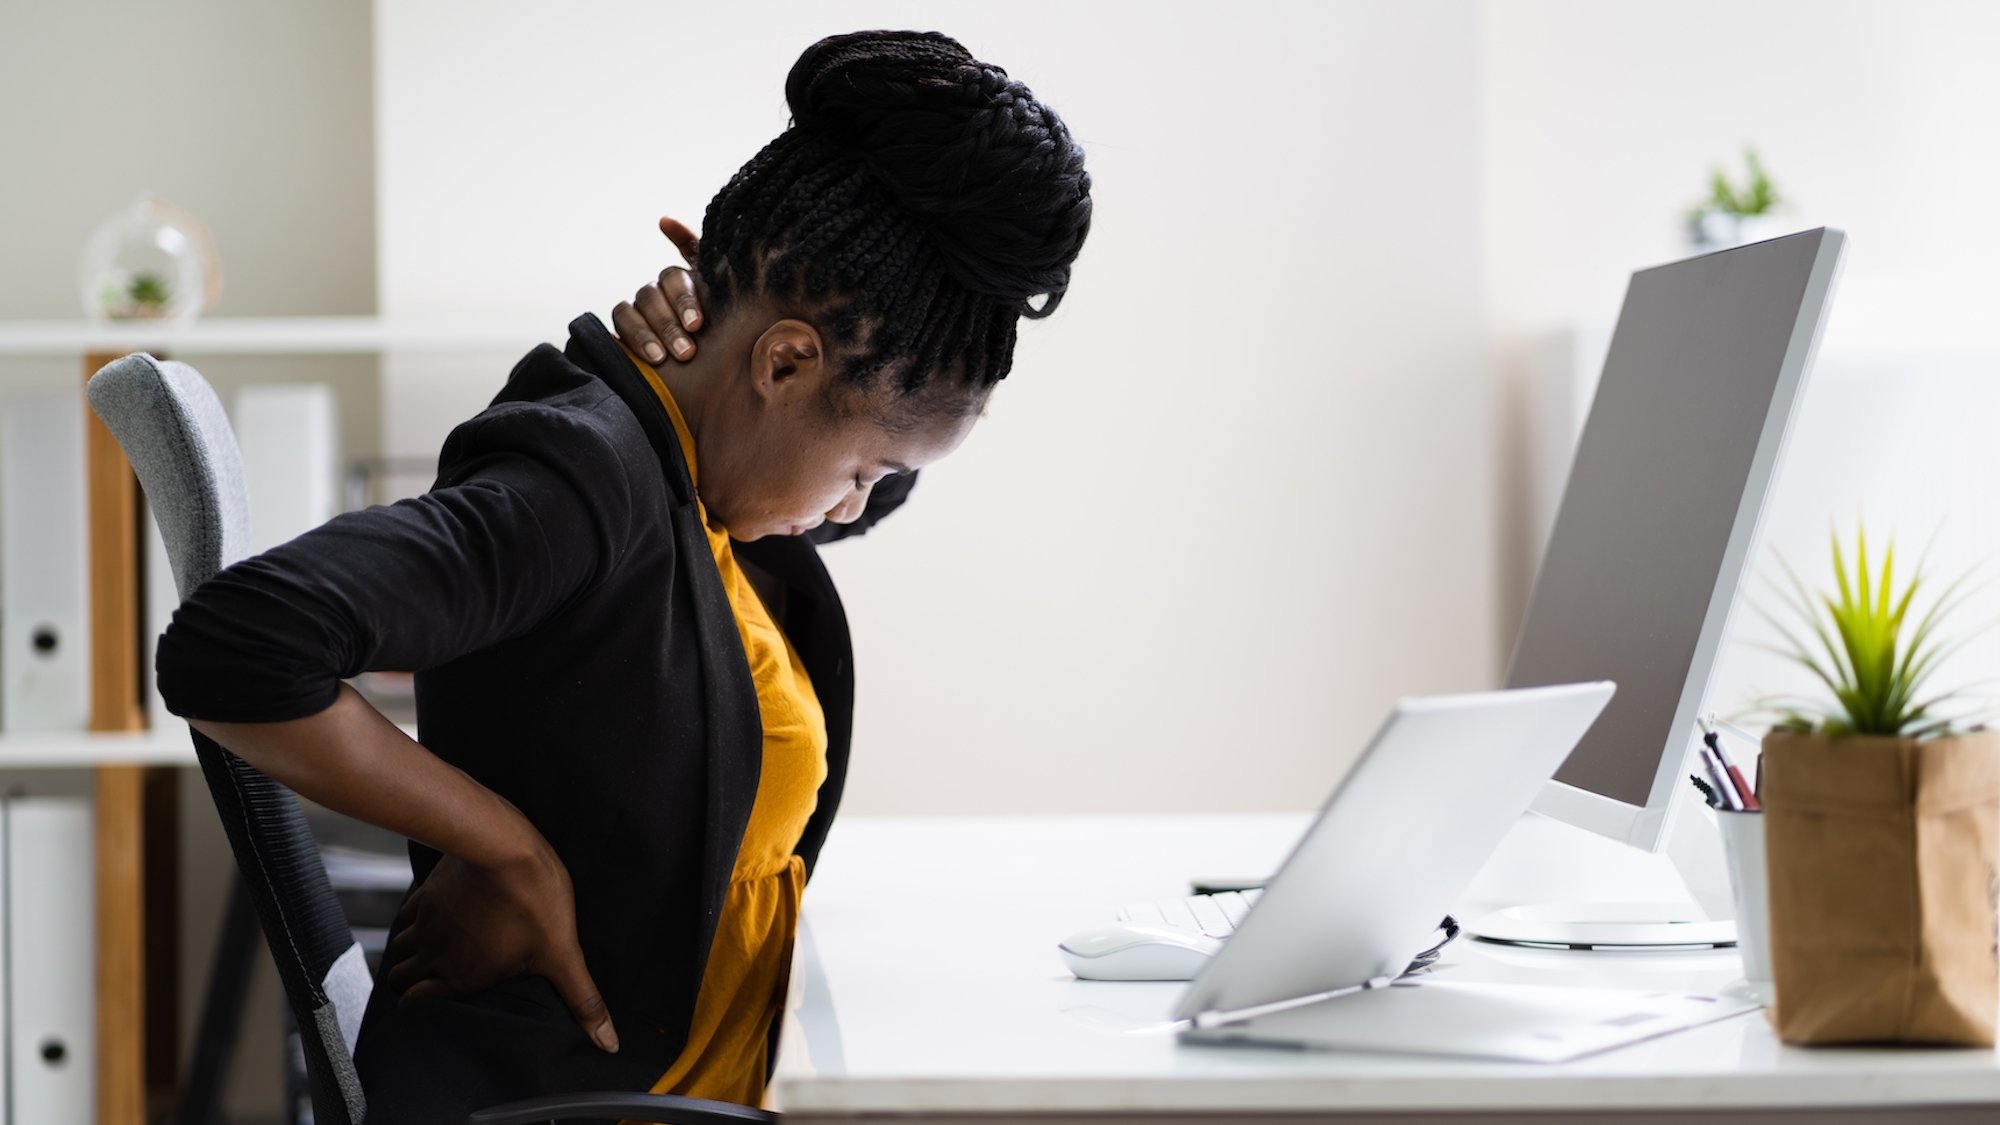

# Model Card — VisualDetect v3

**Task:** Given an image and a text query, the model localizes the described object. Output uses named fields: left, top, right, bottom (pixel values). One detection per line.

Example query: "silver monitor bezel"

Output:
left=1519, top=228, right=1848, bottom=851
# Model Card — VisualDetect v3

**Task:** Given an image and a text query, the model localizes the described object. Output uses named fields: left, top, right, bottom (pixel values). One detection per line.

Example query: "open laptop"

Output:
left=1176, top=684, right=1612, bottom=1013
left=1062, top=683, right=1762, bottom=1061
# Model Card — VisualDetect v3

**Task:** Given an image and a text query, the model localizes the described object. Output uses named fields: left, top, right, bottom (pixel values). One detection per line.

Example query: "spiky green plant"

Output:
left=1754, top=526, right=1988, bottom=739
left=1708, top=148, right=1780, bottom=217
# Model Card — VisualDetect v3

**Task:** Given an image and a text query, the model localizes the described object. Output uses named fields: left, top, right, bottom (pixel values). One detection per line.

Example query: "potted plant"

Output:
left=1687, top=148, right=1787, bottom=251
left=77, top=193, right=221, bottom=324
left=1754, top=526, right=1997, bottom=1046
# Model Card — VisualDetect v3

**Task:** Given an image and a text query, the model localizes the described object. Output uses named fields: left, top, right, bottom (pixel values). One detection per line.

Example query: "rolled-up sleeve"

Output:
left=156, top=400, right=634, bottom=723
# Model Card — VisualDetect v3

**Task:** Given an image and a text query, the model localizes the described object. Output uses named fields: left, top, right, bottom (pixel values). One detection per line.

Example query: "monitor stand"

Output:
left=1464, top=774, right=1738, bottom=951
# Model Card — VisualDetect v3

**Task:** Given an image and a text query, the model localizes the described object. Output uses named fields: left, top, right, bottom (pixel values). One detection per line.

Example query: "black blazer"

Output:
left=156, top=313, right=909, bottom=1122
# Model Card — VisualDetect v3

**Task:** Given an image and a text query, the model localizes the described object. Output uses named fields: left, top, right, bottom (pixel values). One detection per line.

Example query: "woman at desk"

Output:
left=154, top=29, right=1091, bottom=1121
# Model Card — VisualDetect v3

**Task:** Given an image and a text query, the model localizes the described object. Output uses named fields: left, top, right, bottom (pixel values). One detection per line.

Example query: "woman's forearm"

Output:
left=189, top=682, right=538, bottom=868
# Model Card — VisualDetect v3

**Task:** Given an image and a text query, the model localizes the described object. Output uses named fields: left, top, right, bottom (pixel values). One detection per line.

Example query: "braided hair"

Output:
left=698, top=30, right=1092, bottom=415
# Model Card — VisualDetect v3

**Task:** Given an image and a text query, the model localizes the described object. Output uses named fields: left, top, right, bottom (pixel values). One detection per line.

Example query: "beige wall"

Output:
left=0, top=0, right=376, bottom=318
left=374, top=0, right=1499, bottom=817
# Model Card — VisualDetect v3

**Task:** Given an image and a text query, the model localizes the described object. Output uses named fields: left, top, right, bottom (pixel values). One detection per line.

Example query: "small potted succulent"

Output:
left=1753, top=526, right=1997, bottom=1046
left=1687, top=148, right=1787, bottom=251
left=78, top=194, right=221, bottom=324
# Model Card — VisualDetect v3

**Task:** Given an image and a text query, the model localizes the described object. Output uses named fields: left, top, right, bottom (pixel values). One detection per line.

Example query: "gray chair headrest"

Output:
left=85, top=353, right=252, bottom=599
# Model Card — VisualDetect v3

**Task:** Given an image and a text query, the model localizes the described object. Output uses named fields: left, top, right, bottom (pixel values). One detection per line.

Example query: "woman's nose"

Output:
left=828, top=487, right=870, bottom=525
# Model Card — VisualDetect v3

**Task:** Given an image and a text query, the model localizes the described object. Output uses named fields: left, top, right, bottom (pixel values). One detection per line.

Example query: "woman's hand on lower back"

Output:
left=384, top=834, right=620, bottom=1054
left=612, top=215, right=704, bottom=365
left=187, top=686, right=621, bottom=1051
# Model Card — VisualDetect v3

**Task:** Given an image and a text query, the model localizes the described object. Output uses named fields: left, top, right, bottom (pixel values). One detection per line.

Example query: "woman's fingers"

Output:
left=611, top=299, right=671, bottom=365
left=385, top=920, right=419, bottom=962
left=609, top=215, right=705, bottom=365
left=635, top=282, right=696, bottom=359
left=658, top=215, right=700, bottom=266
left=542, top=942, right=619, bottom=1054
left=613, top=280, right=698, bottom=364
left=398, top=976, right=451, bottom=1005
left=376, top=848, right=610, bottom=1046
left=658, top=264, right=702, bottom=332
left=384, top=949, right=430, bottom=995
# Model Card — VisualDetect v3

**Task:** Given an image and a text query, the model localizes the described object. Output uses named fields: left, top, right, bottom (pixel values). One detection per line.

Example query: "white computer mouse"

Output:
left=1057, top=922, right=1224, bottom=981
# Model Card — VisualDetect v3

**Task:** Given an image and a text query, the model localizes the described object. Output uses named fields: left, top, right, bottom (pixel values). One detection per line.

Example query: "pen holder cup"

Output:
left=1716, top=810, right=1772, bottom=989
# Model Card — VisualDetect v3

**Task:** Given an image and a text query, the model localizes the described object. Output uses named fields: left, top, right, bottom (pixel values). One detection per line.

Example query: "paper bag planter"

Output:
left=1753, top=526, right=1998, bottom=1046
left=1761, top=730, right=1999, bottom=1046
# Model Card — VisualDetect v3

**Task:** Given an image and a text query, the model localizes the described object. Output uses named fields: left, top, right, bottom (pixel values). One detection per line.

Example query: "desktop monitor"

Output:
left=1504, top=230, right=1845, bottom=858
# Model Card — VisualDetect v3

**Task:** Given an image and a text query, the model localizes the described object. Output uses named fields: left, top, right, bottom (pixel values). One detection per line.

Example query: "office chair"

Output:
left=88, top=353, right=775, bottom=1125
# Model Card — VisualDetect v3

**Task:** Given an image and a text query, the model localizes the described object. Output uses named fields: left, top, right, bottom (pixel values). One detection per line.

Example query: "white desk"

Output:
left=773, top=814, right=2000, bottom=1123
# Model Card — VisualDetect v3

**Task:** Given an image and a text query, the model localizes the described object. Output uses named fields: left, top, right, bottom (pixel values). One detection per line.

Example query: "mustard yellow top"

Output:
left=623, top=350, right=829, bottom=1110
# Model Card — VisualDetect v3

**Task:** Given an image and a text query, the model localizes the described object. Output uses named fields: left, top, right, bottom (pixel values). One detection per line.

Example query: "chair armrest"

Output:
left=467, top=1090, right=776, bottom=1124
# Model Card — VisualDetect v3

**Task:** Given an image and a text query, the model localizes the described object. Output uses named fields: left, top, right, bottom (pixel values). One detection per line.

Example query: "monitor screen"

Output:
left=1506, top=230, right=1841, bottom=812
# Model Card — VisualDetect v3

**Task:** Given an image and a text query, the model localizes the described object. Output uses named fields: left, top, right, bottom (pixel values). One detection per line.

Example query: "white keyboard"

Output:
left=1116, top=889, right=1263, bottom=939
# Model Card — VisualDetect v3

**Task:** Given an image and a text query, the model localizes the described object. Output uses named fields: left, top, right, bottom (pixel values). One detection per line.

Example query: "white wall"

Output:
left=1481, top=0, right=2000, bottom=348
left=374, top=0, right=1496, bottom=815
left=1481, top=0, right=2000, bottom=648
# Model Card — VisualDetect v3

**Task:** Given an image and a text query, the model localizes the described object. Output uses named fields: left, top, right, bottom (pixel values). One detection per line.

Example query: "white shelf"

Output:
left=0, top=719, right=418, bottom=769
left=0, top=317, right=546, bottom=357
left=0, top=721, right=197, bottom=768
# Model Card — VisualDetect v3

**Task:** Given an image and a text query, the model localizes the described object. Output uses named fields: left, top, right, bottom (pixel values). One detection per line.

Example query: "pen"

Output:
left=1698, top=743, right=1745, bottom=811
left=1698, top=715, right=1760, bottom=811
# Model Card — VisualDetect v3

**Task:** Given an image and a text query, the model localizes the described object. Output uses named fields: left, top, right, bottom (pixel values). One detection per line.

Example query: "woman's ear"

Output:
left=749, top=319, right=828, bottom=402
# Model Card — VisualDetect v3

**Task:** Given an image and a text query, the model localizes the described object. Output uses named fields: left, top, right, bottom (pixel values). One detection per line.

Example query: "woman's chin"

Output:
left=723, top=520, right=787, bottom=543
left=718, top=512, right=819, bottom=541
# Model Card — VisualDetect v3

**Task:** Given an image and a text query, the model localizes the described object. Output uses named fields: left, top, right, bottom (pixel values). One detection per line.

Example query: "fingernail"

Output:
left=681, top=308, right=699, bottom=329
left=671, top=337, right=693, bottom=360
left=596, top=1023, right=620, bottom=1053
left=644, top=343, right=665, bottom=364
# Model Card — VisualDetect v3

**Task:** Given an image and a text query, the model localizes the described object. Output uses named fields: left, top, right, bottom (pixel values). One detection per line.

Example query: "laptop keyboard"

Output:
left=1116, top=889, right=1263, bottom=938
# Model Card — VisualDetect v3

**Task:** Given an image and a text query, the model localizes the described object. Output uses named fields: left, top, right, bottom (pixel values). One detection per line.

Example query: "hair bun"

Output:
left=785, top=30, right=1091, bottom=316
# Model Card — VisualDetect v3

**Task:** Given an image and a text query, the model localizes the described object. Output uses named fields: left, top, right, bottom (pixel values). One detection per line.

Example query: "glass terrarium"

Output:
left=78, top=194, right=220, bottom=324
